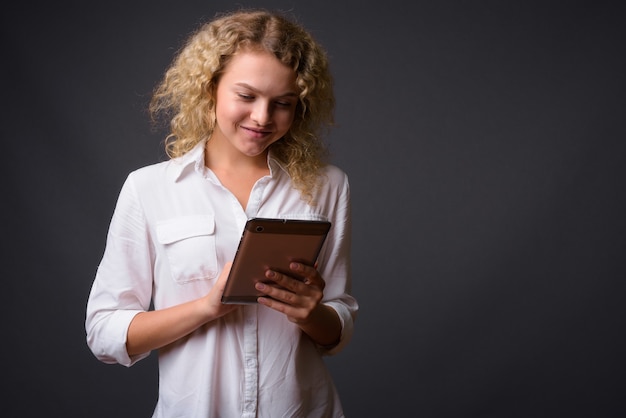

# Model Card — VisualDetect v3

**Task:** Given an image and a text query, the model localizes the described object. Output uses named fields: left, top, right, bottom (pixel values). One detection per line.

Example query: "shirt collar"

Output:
left=267, top=152, right=287, bottom=177
left=166, top=140, right=288, bottom=182
left=167, top=140, right=207, bottom=182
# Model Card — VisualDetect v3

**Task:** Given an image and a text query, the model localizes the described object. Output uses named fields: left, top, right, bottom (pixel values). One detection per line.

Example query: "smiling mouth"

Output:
left=243, top=126, right=272, bottom=136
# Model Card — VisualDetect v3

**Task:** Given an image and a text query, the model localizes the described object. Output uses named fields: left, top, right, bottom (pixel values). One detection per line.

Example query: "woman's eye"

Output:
left=238, top=94, right=254, bottom=100
left=276, top=101, right=292, bottom=107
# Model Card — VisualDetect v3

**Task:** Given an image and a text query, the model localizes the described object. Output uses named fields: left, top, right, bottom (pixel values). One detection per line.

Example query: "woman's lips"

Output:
left=242, top=126, right=272, bottom=138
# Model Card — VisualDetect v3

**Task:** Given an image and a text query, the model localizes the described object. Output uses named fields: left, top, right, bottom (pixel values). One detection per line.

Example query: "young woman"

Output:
left=86, top=9, right=357, bottom=417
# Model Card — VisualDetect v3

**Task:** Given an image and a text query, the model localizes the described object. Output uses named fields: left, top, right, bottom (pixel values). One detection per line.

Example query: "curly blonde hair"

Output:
left=149, top=9, right=335, bottom=204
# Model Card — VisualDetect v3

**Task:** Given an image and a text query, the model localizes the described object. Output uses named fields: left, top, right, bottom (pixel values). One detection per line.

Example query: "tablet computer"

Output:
left=221, top=217, right=331, bottom=304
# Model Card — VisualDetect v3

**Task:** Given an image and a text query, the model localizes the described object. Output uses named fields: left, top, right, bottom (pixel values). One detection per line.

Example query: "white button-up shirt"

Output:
left=85, top=141, right=357, bottom=418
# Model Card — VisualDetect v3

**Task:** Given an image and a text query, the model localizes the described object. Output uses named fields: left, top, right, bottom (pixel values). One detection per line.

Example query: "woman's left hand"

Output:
left=255, top=262, right=324, bottom=325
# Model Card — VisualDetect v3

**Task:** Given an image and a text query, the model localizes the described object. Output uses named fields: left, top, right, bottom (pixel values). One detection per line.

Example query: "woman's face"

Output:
left=211, top=49, right=298, bottom=158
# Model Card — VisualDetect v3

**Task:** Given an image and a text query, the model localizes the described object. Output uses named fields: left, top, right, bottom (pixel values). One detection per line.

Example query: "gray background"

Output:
left=3, top=1, right=625, bottom=416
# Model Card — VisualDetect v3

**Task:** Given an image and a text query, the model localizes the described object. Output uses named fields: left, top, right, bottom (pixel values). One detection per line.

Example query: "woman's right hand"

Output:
left=203, top=261, right=240, bottom=318
left=127, top=261, right=239, bottom=356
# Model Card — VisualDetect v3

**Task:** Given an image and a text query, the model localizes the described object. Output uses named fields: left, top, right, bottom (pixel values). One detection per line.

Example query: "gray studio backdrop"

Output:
left=4, top=1, right=625, bottom=417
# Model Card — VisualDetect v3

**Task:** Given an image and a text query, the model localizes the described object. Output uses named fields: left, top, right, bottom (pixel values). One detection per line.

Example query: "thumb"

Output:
left=218, top=261, right=233, bottom=284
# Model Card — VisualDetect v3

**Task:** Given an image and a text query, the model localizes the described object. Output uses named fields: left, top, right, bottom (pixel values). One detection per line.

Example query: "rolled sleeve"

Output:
left=320, top=299, right=358, bottom=355
left=86, top=308, right=147, bottom=366
left=85, top=174, right=154, bottom=367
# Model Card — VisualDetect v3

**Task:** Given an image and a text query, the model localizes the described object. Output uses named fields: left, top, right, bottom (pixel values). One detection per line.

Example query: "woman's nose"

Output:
left=251, top=101, right=271, bottom=126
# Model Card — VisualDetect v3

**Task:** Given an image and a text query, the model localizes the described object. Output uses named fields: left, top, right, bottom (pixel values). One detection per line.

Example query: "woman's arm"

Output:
left=126, top=263, right=238, bottom=355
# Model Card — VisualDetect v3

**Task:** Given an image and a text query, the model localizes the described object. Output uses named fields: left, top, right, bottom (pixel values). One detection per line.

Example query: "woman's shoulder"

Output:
left=128, top=159, right=171, bottom=179
left=121, top=159, right=190, bottom=194
left=128, top=141, right=205, bottom=182
left=316, top=163, right=350, bottom=197
left=320, top=163, right=349, bottom=183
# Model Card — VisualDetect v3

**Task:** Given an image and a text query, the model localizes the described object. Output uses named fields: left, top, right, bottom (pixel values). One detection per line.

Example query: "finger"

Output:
left=255, top=281, right=299, bottom=305
left=263, top=270, right=303, bottom=293
left=219, top=261, right=233, bottom=281
left=289, top=262, right=323, bottom=288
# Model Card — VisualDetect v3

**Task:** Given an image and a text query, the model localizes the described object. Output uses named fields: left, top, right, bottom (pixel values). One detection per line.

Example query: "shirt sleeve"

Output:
left=85, top=173, right=154, bottom=367
left=317, top=168, right=358, bottom=355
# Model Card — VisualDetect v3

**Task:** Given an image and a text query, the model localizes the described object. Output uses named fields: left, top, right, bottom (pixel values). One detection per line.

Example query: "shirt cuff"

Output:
left=318, top=301, right=355, bottom=355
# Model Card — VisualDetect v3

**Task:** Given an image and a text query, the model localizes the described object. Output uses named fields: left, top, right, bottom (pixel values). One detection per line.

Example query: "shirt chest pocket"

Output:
left=156, top=215, right=218, bottom=284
